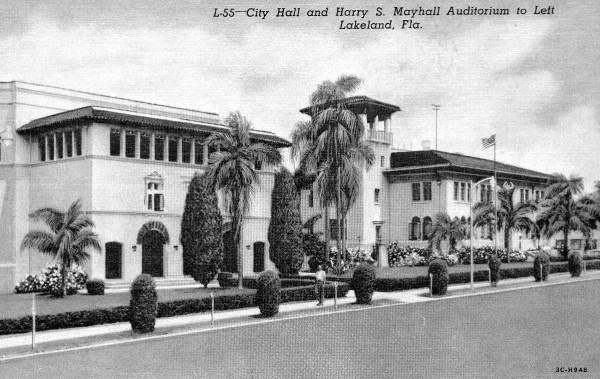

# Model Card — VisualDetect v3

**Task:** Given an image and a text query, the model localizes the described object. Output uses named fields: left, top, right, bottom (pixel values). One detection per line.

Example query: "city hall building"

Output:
left=0, top=81, right=289, bottom=293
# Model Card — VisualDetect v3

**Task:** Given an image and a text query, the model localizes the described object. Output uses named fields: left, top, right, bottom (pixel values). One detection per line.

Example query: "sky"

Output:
left=1, top=0, right=599, bottom=191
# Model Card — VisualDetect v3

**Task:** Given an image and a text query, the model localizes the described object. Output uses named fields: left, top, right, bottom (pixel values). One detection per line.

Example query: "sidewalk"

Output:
left=1, top=270, right=599, bottom=352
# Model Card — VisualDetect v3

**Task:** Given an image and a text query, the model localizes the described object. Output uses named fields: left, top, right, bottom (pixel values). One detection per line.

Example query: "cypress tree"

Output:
left=181, top=173, right=223, bottom=286
left=268, top=168, right=304, bottom=274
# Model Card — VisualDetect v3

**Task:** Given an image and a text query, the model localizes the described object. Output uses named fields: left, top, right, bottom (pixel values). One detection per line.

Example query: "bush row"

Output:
left=217, top=273, right=314, bottom=288
left=0, top=283, right=350, bottom=335
left=330, top=260, right=600, bottom=292
left=14, top=265, right=87, bottom=296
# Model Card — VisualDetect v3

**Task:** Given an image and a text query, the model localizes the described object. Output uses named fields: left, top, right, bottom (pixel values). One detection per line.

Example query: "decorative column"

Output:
left=177, top=137, right=183, bottom=163
left=190, top=138, right=195, bottom=164
left=384, top=116, right=391, bottom=134
left=135, top=131, right=141, bottom=159
left=150, top=133, right=155, bottom=160
left=203, top=143, right=209, bottom=165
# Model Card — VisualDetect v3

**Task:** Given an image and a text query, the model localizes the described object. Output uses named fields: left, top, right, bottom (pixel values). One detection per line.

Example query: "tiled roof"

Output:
left=388, top=150, right=552, bottom=181
left=17, top=106, right=291, bottom=147
left=299, top=95, right=401, bottom=115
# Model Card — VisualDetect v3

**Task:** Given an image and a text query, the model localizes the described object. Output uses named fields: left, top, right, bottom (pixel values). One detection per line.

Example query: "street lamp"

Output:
left=469, top=176, right=496, bottom=290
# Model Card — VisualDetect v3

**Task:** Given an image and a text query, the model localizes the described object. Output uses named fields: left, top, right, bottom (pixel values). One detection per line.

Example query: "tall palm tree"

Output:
left=473, top=186, right=537, bottom=250
left=207, top=111, right=282, bottom=288
left=291, top=75, right=374, bottom=268
left=428, top=212, right=467, bottom=254
left=20, top=199, right=101, bottom=297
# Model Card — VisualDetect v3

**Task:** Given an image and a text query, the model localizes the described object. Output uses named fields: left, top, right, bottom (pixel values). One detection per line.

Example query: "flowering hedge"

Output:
left=456, top=247, right=527, bottom=264
left=386, top=243, right=459, bottom=267
left=14, top=265, right=88, bottom=296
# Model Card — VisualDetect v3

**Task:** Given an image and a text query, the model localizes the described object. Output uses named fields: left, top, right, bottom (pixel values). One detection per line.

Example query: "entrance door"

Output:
left=253, top=242, right=265, bottom=272
left=105, top=242, right=122, bottom=279
left=142, top=230, right=164, bottom=277
left=222, top=231, right=237, bottom=273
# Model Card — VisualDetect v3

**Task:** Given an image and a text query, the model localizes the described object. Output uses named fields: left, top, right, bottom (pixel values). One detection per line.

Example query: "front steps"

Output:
left=103, top=275, right=202, bottom=293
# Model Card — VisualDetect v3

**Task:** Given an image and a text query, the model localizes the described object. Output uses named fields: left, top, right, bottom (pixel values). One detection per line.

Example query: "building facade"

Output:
left=297, top=96, right=598, bottom=264
left=0, top=81, right=289, bottom=293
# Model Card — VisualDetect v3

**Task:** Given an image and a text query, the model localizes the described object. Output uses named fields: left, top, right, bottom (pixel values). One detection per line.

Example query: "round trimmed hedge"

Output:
left=428, top=258, right=449, bottom=295
left=86, top=279, right=105, bottom=295
left=488, top=254, right=502, bottom=286
left=568, top=252, right=583, bottom=277
left=533, top=252, right=550, bottom=281
left=351, top=263, right=376, bottom=304
left=255, top=271, right=281, bottom=317
left=129, top=274, right=157, bottom=333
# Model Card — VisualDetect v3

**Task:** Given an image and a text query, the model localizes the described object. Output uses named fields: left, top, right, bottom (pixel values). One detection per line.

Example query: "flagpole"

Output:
left=493, top=140, right=498, bottom=260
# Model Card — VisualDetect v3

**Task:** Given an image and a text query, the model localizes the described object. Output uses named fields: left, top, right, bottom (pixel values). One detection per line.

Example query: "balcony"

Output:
left=368, top=130, right=393, bottom=144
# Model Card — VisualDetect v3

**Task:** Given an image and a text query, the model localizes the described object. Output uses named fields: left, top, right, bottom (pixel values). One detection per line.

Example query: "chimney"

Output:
left=421, top=140, right=432, bottom=150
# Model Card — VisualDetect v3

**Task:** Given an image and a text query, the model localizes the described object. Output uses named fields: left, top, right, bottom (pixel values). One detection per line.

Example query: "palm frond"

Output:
left=20, top=230, right=56, bottom=255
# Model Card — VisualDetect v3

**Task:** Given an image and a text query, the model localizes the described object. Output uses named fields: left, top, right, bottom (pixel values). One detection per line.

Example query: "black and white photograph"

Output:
left=0, top=0, right=598, bottom=377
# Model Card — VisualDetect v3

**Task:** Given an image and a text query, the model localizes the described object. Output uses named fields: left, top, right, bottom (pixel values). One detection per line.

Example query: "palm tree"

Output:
left=207, top=111, right=282, bottom=288
left=473, top=186, right=537, bottom=250
left=20, top=199, right=101, bottom=297
left=291, top=75, right=374, bottom=268
left=428, top=212, right=467, bottom=254
left=536, top=174, right=600, bottom=256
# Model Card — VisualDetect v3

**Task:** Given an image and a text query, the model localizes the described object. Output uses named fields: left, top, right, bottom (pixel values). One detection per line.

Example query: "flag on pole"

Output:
left=481, top=134, right=496, bottom=149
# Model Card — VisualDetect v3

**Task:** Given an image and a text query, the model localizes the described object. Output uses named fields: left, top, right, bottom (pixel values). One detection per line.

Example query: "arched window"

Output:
left=422, top=217, right=432, bottom=240
left=410, top=217, right=421, bottom=240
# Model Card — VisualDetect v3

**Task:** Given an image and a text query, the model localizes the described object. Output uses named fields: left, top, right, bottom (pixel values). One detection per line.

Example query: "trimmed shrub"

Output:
left=351, top=263, right=377, bottom=304
left=86, top=279, right=105, bottom=295
left=568, top=252, right=583, bottom=277
left=255, top=271, right=281, bottom=317
left=488, top=254, right=502, bottom=286
left=533, top=252, right=551, bottom=281
left=181, top=173, right=223, bottom=287
left=428, top=258, right=449, bottom=295
left=268, top=168, right=304, bottom=274
left=14, top=274, right=46, bottom=294
left=129, top=274, right=157, bottom=333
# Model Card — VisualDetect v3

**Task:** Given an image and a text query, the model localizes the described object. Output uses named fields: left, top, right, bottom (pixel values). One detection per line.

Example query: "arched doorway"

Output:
left=253, top=242, right=265, bottom=273
left=142, top=230, right=165, bottom=277
left=137, top=221, right=170, bottom=278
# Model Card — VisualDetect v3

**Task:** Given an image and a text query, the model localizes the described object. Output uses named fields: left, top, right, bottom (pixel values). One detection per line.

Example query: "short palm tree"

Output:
left=537, top=174, right=598, bottom=257
left=473, top=186, right=537, bottom=250
left=207, top=111, right=282, bottom=288
left=20, top=199, right=101, bottom=297
left=428, top=212, right=467, bottom=254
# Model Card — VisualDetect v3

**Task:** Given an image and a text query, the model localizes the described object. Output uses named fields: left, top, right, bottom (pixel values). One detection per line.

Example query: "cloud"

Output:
left=1, top=13, right=598, bottom=190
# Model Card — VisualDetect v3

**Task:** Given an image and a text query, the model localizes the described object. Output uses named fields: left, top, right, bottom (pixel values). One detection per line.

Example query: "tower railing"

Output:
left=367, top=130, right=393, bottom=144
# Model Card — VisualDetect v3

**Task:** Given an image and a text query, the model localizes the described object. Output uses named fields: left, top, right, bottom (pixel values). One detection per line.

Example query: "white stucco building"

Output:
left=0, top=81, right=289, bottom=293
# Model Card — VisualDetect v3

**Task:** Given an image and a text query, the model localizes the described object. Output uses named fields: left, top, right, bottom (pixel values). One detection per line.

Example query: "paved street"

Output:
left=1, top=280, right=599, bottom=378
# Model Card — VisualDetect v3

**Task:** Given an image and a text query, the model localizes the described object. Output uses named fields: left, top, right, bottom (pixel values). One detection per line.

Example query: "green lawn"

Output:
left=0, top=287, right=255, bottom=319
left=1, top=280, right=598, bottom=378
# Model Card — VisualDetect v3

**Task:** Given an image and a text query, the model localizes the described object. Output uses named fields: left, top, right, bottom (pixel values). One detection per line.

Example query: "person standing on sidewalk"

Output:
left=315, top=265, right=326, bottom=306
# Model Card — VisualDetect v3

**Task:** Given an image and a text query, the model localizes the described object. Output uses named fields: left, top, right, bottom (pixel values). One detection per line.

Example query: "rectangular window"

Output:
left=555, top=239, right=565, bottom=249
left=570, top=239, right=582, bottom=250
left=56, top=132, right=64, bottom=159
left=47, top=135, right=54, bottom=160
left=423, top=182, right=432, bottom=201
left=589, top=239, right=598, bottom=250
left=74, top=129, right=82, bottom=156
left=147, top=182, right=164, bottom=212
left=65, top=131, right=73, bottom=157
left=140, top=133, right=151, bottom=159
left=110, top=129, right=121, bottom=156
left=454, top=182, right=459, bottom=201
left=329, top=219, right=344, bottom=240
left=308, top=190, right=314, bottom=208
left=525, top=189, right=530, bottom=201
left=467, top=183, right=471, bottom=201
left=168, top=137, right=178, bottom=162
left=541, top=191, right=545, bottom=200
left=194, top=140, right=204, bottom=165
left=154, top=134, right=165, bottom=160
left=480, top=185, right=485, bottom=202
left=208, top=143, right=218, bottom=162
left=38, top=136, right=46, bottom=161
left=380, top=156, right=385, bottom=168
left=125, top=131, right=136, bottom=158
left=182, top=139, right=192, bottom=163
left=486, top=185, right=492, bottom=203
left=520, top=189, right=524, bottom=203
left=412, top=183, right=421, bottom=201
left=535, top=190, right=539, bottom=201
left=460, top=182, right=466, bottom=201
left=255, top=160, right=263, bottom=170
left=374, top=188, right=380, bottom=204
